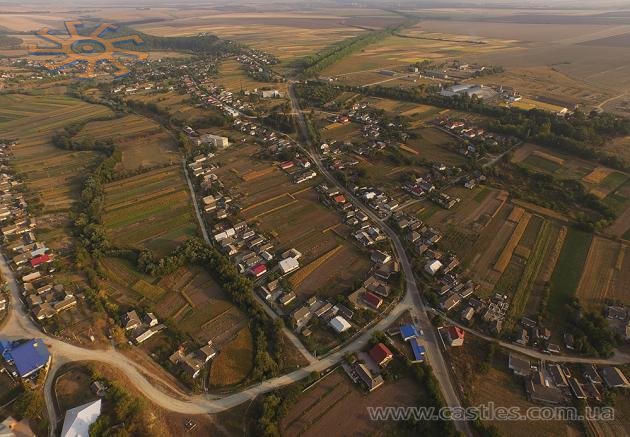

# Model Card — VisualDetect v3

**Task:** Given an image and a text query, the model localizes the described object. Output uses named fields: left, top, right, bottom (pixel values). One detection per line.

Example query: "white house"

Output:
left=329, top=315, right=351, bottom=333
left=60, top=399, right=102, bottom=437
left=200, top=134, right=229, bottom=149
left=425, top=259, right=443, bottom=276
left=279, top=257, right=299, bottom=275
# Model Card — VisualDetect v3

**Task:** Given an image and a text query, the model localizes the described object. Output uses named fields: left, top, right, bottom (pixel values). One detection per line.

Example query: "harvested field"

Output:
left=399, top=144, right=418, bottom=155
left=531, top=150, right=565, bottom=166
left=512, top=199, right=570, bottom=223
left=280, top=369, right=419, bottom=437
left=75, top=114, right=178, bottom=170
left=610, top=245, right=630, bottom=305
left=507, top=206, right=525, bottom=223
left=576, top=238, right=625, bottom=305
left=289, top=245, right=342, bottom=288
left=322, top=30, right=510, bottom=76
left=0, top=93, right=112, bottom=213
left=583, top=167, right=615, bottom=184
left=241, top=166, right=277, bottom=181
left=252, top=190, right=341, bottom=262
left=469, top=208, right=515, bottom=294
left=494, top=212, right=531, bottom=274
left=216, top=58, right=285, bottom=91
left=293, top=243, right=371, bottom=297
left=538, top=226, right=568, bottom=284
left=470, top=360, right=577, bottom=436
left=460, top=189, right=508, bottom=231
left=403, top=127, right=465, bottom=165
left=208, top=327, right=254, bottom=387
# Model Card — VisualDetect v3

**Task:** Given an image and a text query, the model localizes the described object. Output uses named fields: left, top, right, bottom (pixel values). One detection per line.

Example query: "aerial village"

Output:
left=0, top=142, right=77, bottom=322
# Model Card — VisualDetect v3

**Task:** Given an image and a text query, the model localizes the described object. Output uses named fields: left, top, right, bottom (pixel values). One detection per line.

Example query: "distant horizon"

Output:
left=1, top=0, right=629, bottom=10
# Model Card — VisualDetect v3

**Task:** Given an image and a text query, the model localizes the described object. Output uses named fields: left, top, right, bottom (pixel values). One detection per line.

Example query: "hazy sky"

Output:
left=1, top=0, right=628, bottom=7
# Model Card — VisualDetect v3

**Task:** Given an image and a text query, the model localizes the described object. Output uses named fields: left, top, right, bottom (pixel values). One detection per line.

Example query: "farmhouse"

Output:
left=60, top=399, right=102, bottom=437
left=329, top=316, right=351, bottom=333
left=370, top=250, right=391, bottom=265
left=425, top=259, right=442, bottom=276
left=508, top=353, right=532, bottom=377
left=356, top=363, right=384, bottom=392
left=122, top=310, right=142, bottom=331
left=199, top=134, right=229, bottom=149
left=278, top=291, right=296, bottom=306
left=409, top=338, right=426, bottom=363
left=439, top=293, right=461, bottom=312
left=249, top=263, right=267, bottom=278
left=400, top=324, right=419, bottom=341
left=601, top=367, right=630, bottom=388
left=169, top=343, right=216, bottom=379
left=369, top=343, right=393, bottom=368
left=362, top=291, right=383, bottom=310
left=363, top=276, right=390, bottom=297
left=445, top=326, right=465, bottom=346
left=526, top=371, right=565, bottom=405
left=0, top=338, right=50, bottom=379
left=279, top=257, right=300, bottom=275
left=292, top=307, right=311, bottom=329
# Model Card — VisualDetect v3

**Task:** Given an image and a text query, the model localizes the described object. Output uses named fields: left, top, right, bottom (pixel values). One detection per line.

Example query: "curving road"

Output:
left=0, top=249, right=420, bottom=433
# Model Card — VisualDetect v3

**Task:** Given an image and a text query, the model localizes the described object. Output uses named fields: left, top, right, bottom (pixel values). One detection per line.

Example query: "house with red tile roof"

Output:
left=446, top=325, right=465, bottom=347
left=369, top=342, right=393, bottom=368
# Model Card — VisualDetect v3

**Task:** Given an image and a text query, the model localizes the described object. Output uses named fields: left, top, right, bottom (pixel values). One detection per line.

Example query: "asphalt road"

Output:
left=182, top=157, right=316, bottom=365
left=287, top=82, right=472, bottom=436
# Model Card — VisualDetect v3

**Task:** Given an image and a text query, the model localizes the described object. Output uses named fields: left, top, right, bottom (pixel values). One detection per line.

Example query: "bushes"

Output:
left=90, top=381, right=153, bottom=437
left=568, top=306, right=617, bottom=357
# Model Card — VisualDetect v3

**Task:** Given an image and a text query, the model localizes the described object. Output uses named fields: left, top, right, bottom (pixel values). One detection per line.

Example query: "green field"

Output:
left=521, top=154, right=563, bottom=173
left=103, top=166, right=198, bottom=256
left=547, top=228, right=593, bottom=317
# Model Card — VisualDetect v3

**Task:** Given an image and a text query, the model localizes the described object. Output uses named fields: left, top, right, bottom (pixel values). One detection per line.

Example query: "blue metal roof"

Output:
left=400, top=324, right=419, bottom=340
left=10, top=339, right=50, bottom=378
left=0, top=339, right=13, bottom=360
left=410, top=338, right=425, bottom=362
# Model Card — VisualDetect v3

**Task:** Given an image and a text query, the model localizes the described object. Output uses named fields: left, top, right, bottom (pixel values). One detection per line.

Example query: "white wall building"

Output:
left=279, top=257, right=299, bottom=275
left=200, top=134, right=229, bottom=149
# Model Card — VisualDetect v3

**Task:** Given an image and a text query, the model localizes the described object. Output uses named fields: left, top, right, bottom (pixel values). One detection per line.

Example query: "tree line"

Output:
left=292, top=25, right=405, bottom=78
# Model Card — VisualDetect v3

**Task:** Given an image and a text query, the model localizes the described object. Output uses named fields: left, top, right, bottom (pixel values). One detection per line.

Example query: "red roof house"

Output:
left=333, top=194, right=346, bottom=204
left=369, top=342, right=393, bottom=367
left=249, top=263, right=267, bottom=278
left=446, top=326, right=465, bottom=347
left=30, top=254, right=51, bottom=268
left=362, top=291, right=383, bottom=310
left=280, top=161, right=294, bottom=170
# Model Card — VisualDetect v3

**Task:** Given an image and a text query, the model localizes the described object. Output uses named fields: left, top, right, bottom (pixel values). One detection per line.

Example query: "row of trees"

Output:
left=487, top=163, right=616, bottom=230
left=293, top=27, right=397, bottom=77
